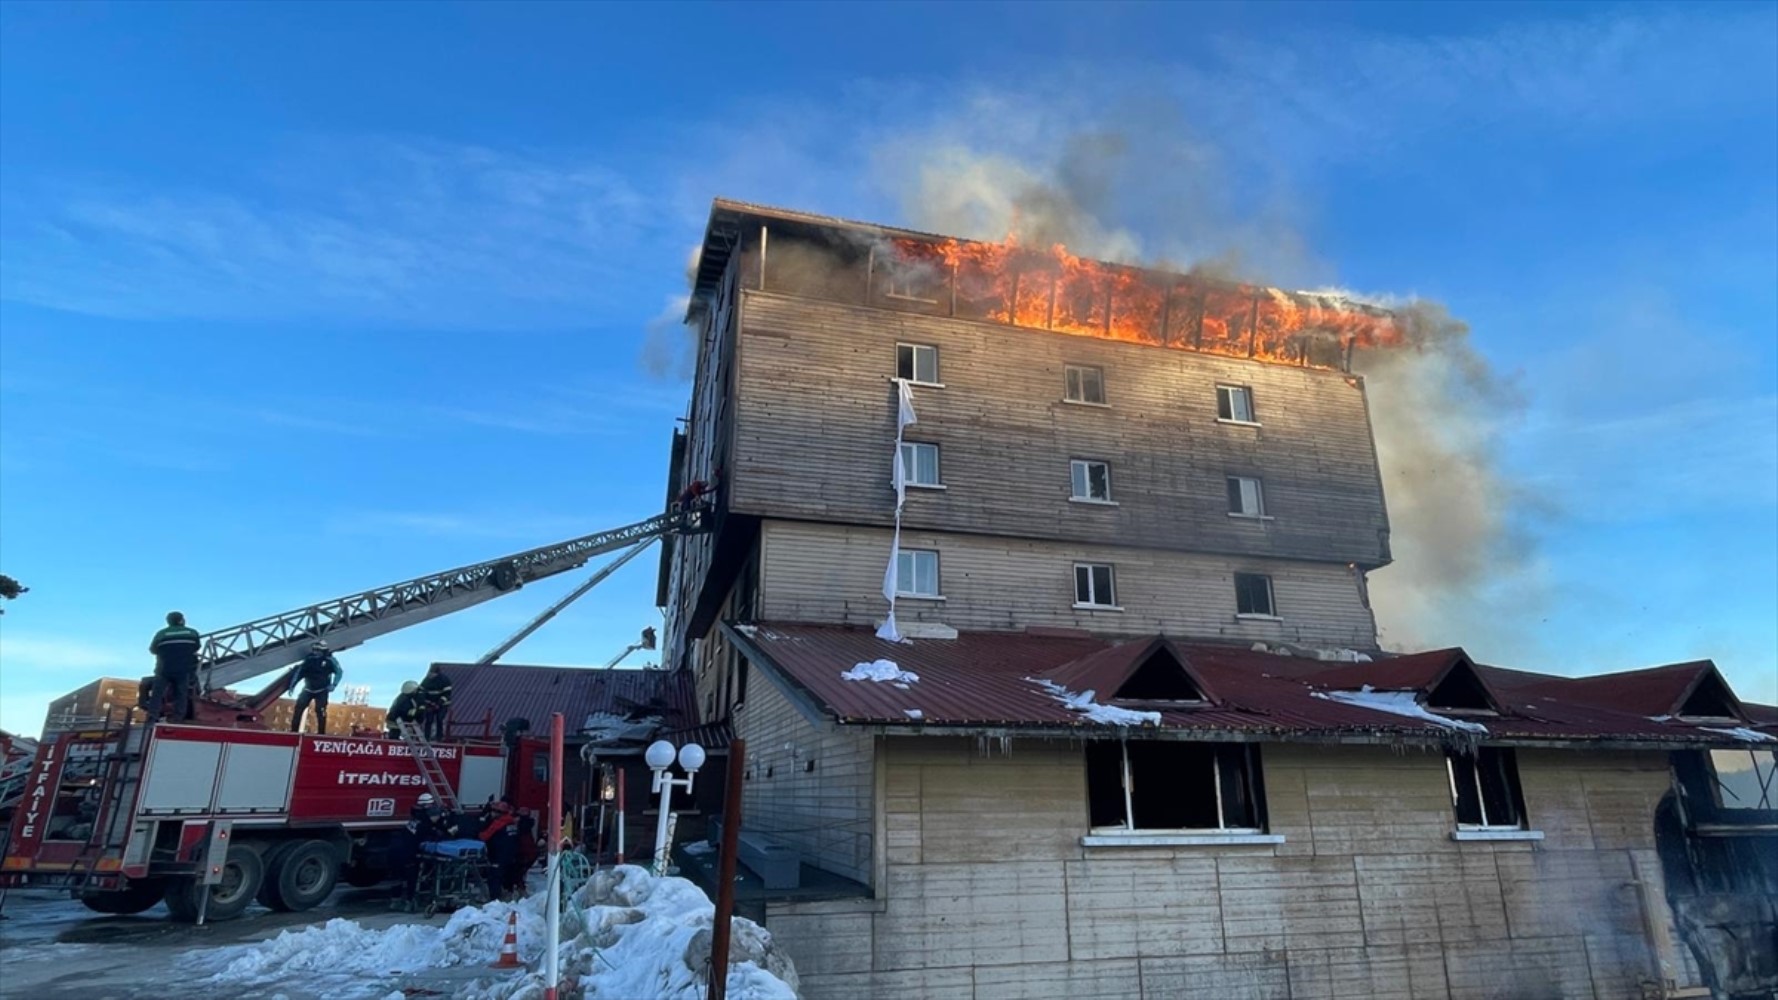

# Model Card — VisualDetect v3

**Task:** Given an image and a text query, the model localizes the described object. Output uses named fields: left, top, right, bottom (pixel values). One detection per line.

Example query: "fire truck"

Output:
left=0, top=505, right=706, bottom=921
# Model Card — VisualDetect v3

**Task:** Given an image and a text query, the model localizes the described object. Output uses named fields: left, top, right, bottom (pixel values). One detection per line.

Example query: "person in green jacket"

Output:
left=385, top=681, right=423, bottom=739
left=148, top=611, right=202, bottom=722
left=287, top=641, right=344, bottom=734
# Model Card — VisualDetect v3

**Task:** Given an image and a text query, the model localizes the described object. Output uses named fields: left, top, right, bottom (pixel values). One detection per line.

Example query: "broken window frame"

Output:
left=898, top=441, right=942, bottom=487
left=896, top=343, right=940, bottom=385
left=1446, top=747, right=1529, bottom=831
left=1216, top=384, right=1257, bottom=424
left=1064, top=364, right=1107, bottom=405
left=1070, top=459, right=1113, bottom=502
left=1234, top=572, right=1276, bottom=618
left=1708, top=748, right=1777, bottom=813
left=1073, top=562, right=1118, bottom=608
left=896, top=548, right=941, bottom=598
left=1086, top=740, right=1267, bottom=835
left=1226, top=476, right=1267, bottom=518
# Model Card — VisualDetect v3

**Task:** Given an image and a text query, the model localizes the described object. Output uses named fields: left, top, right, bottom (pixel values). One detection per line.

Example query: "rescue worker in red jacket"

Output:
left=478, top=798, right=521, bottom=900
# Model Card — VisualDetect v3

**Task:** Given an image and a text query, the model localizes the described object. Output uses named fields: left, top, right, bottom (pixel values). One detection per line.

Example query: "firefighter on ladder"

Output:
left=287, top=641, right=343, bottom=734
left=385, top=681, right=423, bottom=739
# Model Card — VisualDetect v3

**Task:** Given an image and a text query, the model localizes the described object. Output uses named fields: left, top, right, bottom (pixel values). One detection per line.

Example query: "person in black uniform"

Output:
left=417, top=664, right=453, bottom=741
left=148, top=611, right=202, bottom=722
left=287, top=641, right=344, bottom=734
left=391, top=793, right=457, bottom=910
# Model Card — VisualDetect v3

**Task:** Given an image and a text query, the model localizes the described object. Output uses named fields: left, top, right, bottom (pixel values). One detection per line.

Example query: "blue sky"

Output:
left=1, top=1, right=1773, bottom=733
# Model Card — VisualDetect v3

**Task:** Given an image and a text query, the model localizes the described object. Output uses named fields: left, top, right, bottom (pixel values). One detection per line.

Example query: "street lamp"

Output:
left=646, top=738, right=704, bottom=875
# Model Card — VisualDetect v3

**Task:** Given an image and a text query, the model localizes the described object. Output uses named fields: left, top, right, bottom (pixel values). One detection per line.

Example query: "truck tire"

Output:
left=256, top=841, right=299, bottom=910
left=271, top=839, right=339, bottom=912
left=76, top=878, right=165, bottom=916
left=163, top=844, right=265, bottom=923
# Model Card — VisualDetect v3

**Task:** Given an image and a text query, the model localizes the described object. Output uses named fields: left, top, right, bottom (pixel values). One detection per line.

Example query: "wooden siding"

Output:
left=730, top=291, right=1390, bottom=567
left=765, top=738, right=1697, bottom=1000
left=760, top=519, right=1378, bottom=648
left=731, top=660, right=875, bottom=884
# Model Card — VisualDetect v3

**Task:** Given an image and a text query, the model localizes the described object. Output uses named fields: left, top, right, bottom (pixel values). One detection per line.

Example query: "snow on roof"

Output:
left=1699, top=726, right=1775, bottom=743
left=841, top=659, right=919, bottom=687
left=1030, top=678, right=1161, bottom=727
left=1312, top=687, right=1488, bottom=734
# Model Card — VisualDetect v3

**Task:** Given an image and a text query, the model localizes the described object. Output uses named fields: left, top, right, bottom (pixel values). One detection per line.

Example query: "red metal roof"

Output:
left=724, top=623, right=1774, bottom=747
left=433, top=662, right=699, bottom=740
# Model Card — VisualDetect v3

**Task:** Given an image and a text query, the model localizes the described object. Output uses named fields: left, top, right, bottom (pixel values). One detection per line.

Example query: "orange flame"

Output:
left=897, top=236, right=1402, bottom=369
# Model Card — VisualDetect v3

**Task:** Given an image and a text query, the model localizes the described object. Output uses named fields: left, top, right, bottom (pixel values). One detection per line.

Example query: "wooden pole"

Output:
left=707, top=738, right=746, bottom=1000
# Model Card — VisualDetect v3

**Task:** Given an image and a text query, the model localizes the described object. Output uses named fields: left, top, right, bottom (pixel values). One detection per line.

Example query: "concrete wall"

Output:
left=760, top=519, right=1379, bottom=648
left=765, top=737, right=1698, bottom=1000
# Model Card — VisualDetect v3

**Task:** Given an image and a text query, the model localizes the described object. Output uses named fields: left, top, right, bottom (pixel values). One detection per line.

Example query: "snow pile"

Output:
left=841, top=659, right=919, bottom=685
left=903, top=709, right=924, bottom=720
left=1312, top=686, right=1488, bottom=734
left=1029, top=678, right=1161, bottom=727
left=204, top=866, right=798, bottom=1000
left=482, top=865, right=798, bottom=1000
left=1699, top=726, right=1775, bottom=742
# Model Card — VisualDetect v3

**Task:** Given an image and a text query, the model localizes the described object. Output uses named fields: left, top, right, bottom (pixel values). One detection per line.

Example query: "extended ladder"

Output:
left=395, top=721, right=459, bottom=812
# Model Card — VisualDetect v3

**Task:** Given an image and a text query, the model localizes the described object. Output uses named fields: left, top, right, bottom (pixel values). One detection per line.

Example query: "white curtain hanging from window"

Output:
left=878, top=379, right=918, bottom=642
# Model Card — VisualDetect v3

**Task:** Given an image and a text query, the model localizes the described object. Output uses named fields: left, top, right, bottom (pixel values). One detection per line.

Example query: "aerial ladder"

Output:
left=174, top=502, right=712, bottom=728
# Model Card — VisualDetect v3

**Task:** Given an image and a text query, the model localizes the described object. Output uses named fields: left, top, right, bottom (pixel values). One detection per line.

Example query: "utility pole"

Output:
left=707, top=738, right=746, bottom=1000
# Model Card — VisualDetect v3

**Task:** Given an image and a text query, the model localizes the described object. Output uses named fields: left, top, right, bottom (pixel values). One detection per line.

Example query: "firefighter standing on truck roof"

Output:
left=417, top=664, right=453, bottom=741
left=385, top=681, right=422, bottom=738
left=287, top=641, right=343, bottom=734
left=148, top=611, right=201, bottom=722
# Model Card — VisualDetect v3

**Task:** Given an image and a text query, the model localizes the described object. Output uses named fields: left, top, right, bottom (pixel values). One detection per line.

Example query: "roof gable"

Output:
left=1309, top=649, right=1503, bottom=715
left=1675, top=666, right=1747, bottom=721
left=1043, top=637, right=1218, bottom=705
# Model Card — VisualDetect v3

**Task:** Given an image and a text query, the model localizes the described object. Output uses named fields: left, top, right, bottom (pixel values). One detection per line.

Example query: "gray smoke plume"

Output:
left=638, top=244, right=703, bottom=380
left=875, top=111, right=1536, bottom=652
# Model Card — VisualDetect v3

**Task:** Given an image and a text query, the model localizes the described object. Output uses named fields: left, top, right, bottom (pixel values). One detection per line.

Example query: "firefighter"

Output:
left=385, top=681, right=423, bottom=738
left=391, top=792, right=455, bottom=910
left=287, top=641, right=343, bottom=734
left=148, top=611, right=201, bottom=722
left=417, top=664, right=453, bottom=741
left=478, top=798, right=521, bottom=900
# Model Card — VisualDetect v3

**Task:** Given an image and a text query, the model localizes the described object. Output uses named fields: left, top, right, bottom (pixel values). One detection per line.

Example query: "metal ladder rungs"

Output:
left=395, top=721, right=458, bottom=812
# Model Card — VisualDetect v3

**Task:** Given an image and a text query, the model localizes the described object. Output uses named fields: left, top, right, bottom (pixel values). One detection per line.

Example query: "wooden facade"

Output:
left=763, top=737, right=1698, bottom=1000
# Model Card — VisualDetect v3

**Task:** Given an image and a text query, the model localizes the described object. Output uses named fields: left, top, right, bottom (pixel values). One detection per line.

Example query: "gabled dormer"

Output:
left=1311, top=648, right=1505, bottom=717
left=1673, top=665, right=1747, bottom=724
left=1043, top=636, right=1218, bottom=707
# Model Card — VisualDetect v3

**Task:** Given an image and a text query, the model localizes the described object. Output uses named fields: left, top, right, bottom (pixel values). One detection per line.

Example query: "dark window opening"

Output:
left=1426, top=664, right=1497, bottom=714
left=1074, top=563, right=1117, bottom=607
left=1448, top=748, right=1527, bottom=829
left=1234, top=573, right=1275, bottom=617
left=1679, top=672, right=1741, bottom=720
left=1065, top=365, right=1106, bottom=404
left=1217, top=385, right=1256, bottom=423
left=1709, top=749, right=1776, bottom=812
left=896, top=343, right=939, bottom=384
left=1085, top=741, right=1265, bottom=832
left=1115, top=647, right=1205, bottom=702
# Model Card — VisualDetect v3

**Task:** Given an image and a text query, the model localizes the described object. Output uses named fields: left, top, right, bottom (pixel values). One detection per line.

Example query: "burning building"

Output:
left=659, top=200, right=1777, bottom=999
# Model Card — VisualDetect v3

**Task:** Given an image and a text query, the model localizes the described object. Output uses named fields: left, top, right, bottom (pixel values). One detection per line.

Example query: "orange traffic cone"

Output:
left=489, top=910, right=521, bottom=969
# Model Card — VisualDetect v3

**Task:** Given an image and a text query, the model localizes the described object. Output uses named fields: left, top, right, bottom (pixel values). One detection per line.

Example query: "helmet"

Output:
left=166, top=611, right=185, bottom=626
left=417, top=793, right=436, bottom=807
left=312, top=640, right=330, bottom=652
left=402, top=681, right=419, bottom=694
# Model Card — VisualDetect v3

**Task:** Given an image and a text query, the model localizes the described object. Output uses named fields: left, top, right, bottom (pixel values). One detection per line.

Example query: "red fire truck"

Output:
left=0, top=505, right=704, bottom=921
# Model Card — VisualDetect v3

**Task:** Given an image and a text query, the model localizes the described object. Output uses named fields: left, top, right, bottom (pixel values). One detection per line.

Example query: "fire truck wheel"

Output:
left=255, top=842, right=300, bottom=910
left=75, top=879, right=165, bottom=916
left=273, top=840, right=339, bottom=912
left=163, top=844, right=265, bottom=923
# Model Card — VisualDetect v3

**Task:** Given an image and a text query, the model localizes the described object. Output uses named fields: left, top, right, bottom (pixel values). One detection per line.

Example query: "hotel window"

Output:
left=1226, top=476, right=1266, bottom=517
left=1447, top=748, right=1529, bottom=830
left=1217, top=385, right=1257, bottom=423
left=1086, top=741, right=1266, bottom=833
left=899, top=441, right=941, bottom=487
left=1074, top=563, right=1118, bottom=608
left=896, top=343, right=940, bottom=385
left=896, top=549, right=940, bottom=598
left=1234, top=573, right=1275, bottom=617
left=1071, top=460, right=1113, bottom=502
left=1065, top=365, right=1107, bottom=405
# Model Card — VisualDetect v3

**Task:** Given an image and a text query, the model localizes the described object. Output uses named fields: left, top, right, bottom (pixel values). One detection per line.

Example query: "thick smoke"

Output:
left=877, top=116, right=1535, bottom=652
left=638, top=245, right=703, bottom=379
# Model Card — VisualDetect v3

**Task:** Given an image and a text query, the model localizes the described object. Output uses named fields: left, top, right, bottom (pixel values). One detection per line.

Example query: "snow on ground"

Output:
left=1028, top=678, right=1161, bottom=727
left=197, top=865, right=798, bottom=1000
left=841, top=659, right=919, bottom=685
left=1312, top=686, right=1489, bottom=734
